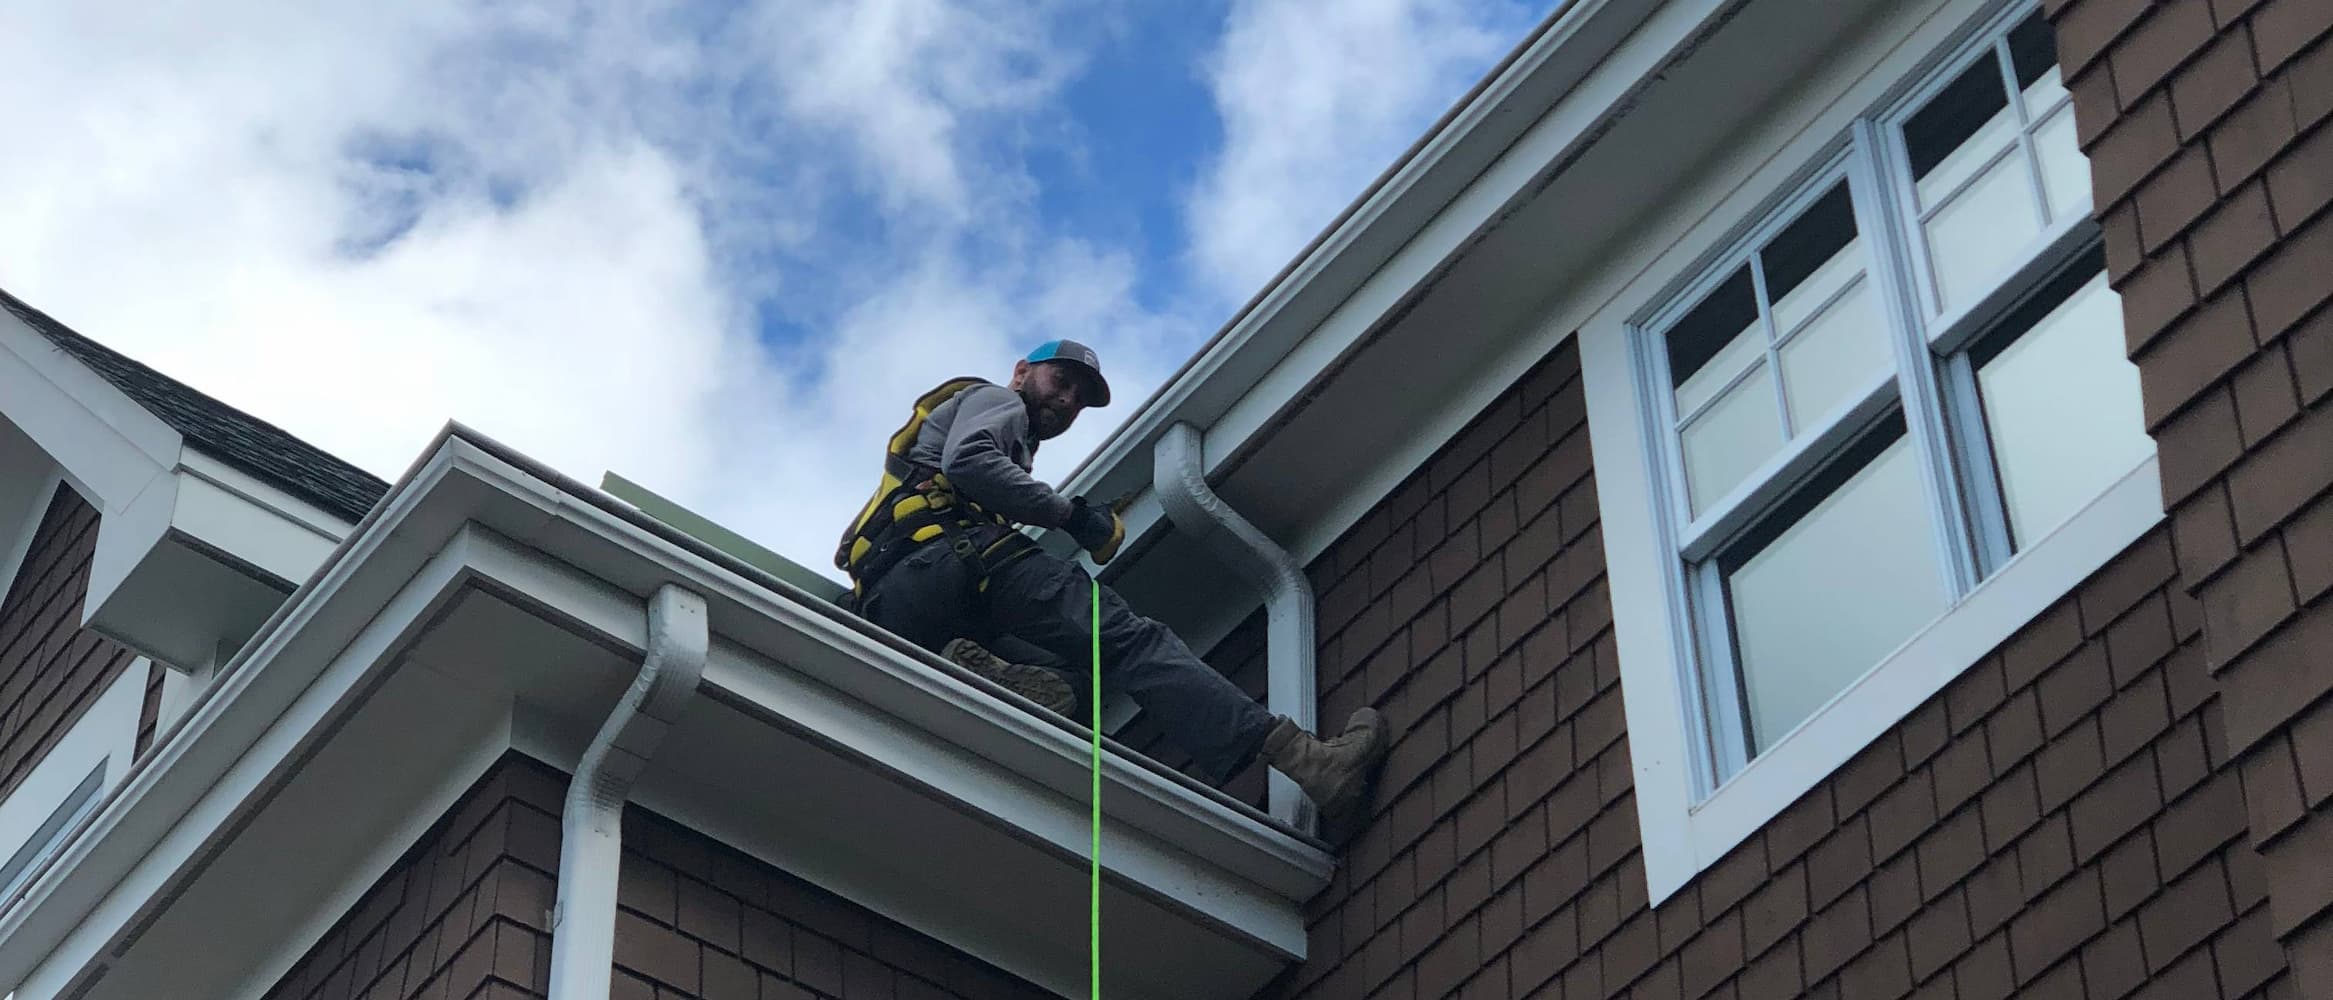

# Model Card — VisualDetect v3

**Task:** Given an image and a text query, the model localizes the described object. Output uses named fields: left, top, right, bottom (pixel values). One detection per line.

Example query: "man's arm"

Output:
left=939, top=385, right=1076, bottom=528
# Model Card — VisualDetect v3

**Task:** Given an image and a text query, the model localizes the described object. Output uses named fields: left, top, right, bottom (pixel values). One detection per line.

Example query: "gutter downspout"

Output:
left=1153, top=422, right=1318, bottom=834
left=546, top=583, right=709, bottom=1000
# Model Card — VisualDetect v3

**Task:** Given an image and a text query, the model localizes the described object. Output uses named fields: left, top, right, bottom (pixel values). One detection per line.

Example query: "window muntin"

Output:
left=1901, top=8, right=2085, bottom=317
left=1638, top=4, right=2148, bottom=790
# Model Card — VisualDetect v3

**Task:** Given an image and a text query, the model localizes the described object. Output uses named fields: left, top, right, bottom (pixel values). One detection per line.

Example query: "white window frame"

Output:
left=0, top=657, right=145, bottom=915
left=1583, top=0, right=2164, bottom=903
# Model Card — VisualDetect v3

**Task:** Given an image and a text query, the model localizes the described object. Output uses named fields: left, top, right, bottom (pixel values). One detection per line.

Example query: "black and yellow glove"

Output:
left=1066, top=495, right=1126, bottom=565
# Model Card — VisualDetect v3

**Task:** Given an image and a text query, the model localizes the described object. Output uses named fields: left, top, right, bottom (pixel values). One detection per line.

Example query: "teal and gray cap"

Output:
left=1025, top=339, right=1111, bottom=407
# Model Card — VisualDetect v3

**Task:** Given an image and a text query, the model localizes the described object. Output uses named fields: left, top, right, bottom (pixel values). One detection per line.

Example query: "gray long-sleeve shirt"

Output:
left=904, top=382, right=1076, bottom=529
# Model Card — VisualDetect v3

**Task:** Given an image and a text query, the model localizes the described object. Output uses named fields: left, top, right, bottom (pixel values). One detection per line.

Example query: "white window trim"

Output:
left=0, top=657, right=145, bottom=915
left=1580, top=0, right=2165, bottom=903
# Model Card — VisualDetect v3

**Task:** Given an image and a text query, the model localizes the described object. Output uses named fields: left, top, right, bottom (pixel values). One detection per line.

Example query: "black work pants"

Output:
left=858, top=540, right=1278, bottom=784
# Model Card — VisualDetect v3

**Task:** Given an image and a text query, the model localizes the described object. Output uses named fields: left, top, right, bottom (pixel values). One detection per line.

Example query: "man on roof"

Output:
left=836, top=340, right=1392, bottom=843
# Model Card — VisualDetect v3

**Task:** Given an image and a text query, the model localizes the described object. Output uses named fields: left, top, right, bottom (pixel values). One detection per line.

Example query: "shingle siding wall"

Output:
left=266, top=754, right=1049, bottom=1000
left=2054, top=0, right=2333, bottom=989
left=134, top=657, right=163, bottom=759
left=610, top=799, right=1053, bottom=1000
left=0, top=486, right=140, bottom=803
left=1254, top=339, right=2290, bottom=998
left=262, top=753, right=564, bottom=1000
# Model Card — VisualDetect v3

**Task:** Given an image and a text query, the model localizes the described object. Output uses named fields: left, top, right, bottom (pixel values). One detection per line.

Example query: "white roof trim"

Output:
left=0, top=426, right=1331, bottom=1000
left=0, top=306, right=358, bottom=670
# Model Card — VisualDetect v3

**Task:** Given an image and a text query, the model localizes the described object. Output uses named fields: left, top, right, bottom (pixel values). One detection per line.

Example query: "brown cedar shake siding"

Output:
left=0, top=486, right=142, bottom=804
left=264, top=753, right=1052, bottom=1000
left=2054, top=0, right=2333, bottom=989
left=1251, top=335, right=2291, bottom=998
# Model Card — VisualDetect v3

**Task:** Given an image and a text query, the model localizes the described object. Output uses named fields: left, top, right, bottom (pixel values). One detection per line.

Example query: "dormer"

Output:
left=0, top=291, right=383, bottom=673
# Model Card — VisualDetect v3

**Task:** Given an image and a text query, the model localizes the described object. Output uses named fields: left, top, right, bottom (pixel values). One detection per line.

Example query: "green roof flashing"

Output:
left=598, top=471, right=848, bottom=605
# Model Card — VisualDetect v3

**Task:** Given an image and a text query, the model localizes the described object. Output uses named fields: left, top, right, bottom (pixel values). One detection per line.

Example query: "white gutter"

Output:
left=1153, top=422, right=1317, bottom=833
left=546, top=583, right=709, bottom=1000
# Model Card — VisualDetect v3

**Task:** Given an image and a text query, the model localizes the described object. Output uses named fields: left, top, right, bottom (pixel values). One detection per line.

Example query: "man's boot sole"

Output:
left=941, top=639, right=1076, bottom=716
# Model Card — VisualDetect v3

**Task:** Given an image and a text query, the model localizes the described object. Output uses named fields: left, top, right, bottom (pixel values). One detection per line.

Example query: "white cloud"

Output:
left=0, top=0, right=1161, bottom=582
left=1185, top=0, right=1540, bottom=305
left=0, top=0, right=1544, bottom=588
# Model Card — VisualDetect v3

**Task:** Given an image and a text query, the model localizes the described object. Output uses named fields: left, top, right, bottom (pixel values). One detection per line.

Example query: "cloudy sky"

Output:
left=1, top=0, right=1546, bottom=581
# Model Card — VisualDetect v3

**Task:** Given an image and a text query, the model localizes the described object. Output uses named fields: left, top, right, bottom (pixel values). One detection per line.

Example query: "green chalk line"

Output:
left=1090, top=578, right=1102, bottom=1000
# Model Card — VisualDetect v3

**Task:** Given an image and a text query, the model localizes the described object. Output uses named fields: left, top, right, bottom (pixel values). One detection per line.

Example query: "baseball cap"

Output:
left=1025, top=339, right=1112, bottom=407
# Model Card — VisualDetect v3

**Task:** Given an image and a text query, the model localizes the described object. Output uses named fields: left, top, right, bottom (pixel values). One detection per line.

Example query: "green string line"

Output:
left=1090, top=577, right=1102, bottom=1000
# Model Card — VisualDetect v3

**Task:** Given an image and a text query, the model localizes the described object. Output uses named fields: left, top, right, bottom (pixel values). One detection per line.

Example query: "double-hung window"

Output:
left=1602, top=0, right=2162, bottom=899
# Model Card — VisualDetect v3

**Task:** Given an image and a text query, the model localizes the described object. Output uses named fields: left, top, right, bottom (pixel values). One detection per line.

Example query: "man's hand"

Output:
left=1066, top=495, right=1126, bottom=565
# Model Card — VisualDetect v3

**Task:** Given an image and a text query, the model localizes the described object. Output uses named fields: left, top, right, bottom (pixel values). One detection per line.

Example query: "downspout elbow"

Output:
left=547, top=583, right=708, bottom=1000
left=1153, top=422, right=1318, bottom=833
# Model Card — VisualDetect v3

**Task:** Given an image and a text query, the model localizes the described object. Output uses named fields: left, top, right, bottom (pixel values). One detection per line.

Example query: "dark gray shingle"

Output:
left=2, top=288, right=387, bottom=523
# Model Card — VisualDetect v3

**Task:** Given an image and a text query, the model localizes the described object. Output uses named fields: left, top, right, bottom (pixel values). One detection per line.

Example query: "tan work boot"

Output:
left=942, top=638, right=1076, bottom=716
left=1263, top=707, right=1392, bottom=846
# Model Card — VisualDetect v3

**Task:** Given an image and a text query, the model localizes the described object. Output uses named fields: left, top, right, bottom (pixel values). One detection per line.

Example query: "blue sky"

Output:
left=0, top=0, right=1545, bottom=577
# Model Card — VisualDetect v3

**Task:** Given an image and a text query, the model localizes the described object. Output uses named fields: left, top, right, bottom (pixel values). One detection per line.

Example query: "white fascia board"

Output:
left=175, top=451, right=351, bottom=553
left=0, top=318, right=180, bottom=504
left=1, top=308, right=355, bottom=669
left=426, top=434, right=1330, bottom=883
left=428, top=445, right=1333, bottom=898
left=79, top=464, right=337, bottom=670
left=89, top=451, right=351, bottom=613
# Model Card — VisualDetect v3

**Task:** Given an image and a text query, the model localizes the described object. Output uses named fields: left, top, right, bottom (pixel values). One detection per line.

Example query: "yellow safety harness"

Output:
left=834, top=377, right=1042, bottom=609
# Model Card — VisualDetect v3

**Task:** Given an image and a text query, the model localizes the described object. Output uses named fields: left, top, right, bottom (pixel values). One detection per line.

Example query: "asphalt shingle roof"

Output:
left=2, top=288, right=389, bottom=524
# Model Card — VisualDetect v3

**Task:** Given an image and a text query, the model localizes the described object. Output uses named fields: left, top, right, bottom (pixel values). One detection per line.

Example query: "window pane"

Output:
left=1678, top=314, right=1766, bottom=417
left=1725, top=426, right=1948, bottom=752
left=1976, top=269, right=2150, bottom=547
left=1764, top=184, right=1859, bottom=326
left=1780, top=277, right=1888, bottom=425
left=2008, top=12, right=2065, bottom=112
left=1907, top=54, right=2015, bottom=206
left=2033, top=102, right=2088, bottom=221
left=1683, top=368, right=1781, bottom=515
left=1669, top=267, right=1763, bottom=416
left=1925, top=150, right=2041, bottom=310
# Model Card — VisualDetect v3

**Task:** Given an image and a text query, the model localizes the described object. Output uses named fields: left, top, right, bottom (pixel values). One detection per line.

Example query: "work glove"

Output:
left=1065, top=495, right=1126, bottom=565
